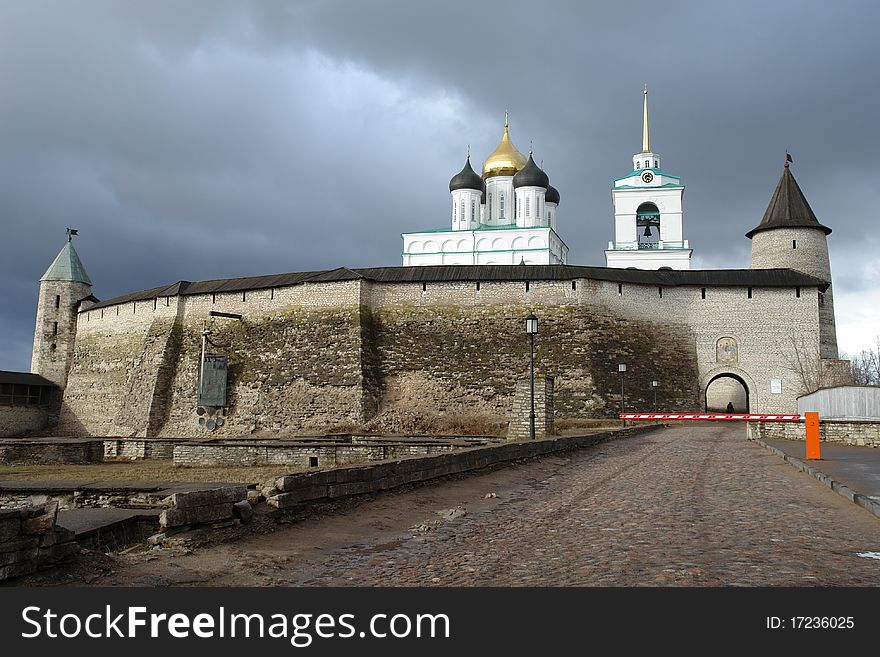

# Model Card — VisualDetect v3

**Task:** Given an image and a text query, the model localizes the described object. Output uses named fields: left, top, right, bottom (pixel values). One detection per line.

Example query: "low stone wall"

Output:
left=0, top=405, right=51, bottom=438
left=103, top=439, right=176, bottom=460
left=747, top=419, right=880, bottom=448
left=156, top=486, right=252, bottom=538
left=0, top=435, right=496, bottom=466
left=264, top=425, right=657, bottom=509
left=172, top=440, right=464, bottom=468
left=0, top=439, right=104, bottom=465
left=0, top=503, right=78, bottom=581
left=0, top=483, right=175, bottom=511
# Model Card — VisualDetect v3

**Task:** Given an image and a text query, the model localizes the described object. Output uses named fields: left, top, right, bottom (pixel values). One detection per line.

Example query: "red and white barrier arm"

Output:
left=619, top=413, right=801, bottom=422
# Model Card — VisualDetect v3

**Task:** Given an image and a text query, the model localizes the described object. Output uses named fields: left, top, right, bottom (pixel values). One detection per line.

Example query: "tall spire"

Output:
left=642, top=84, right=650, bottom=153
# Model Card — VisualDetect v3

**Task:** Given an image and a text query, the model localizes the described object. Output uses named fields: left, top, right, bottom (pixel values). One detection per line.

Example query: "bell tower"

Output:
left=31, top=232, right=93, bottom=387
left=605, top=87, right=692, bottom=269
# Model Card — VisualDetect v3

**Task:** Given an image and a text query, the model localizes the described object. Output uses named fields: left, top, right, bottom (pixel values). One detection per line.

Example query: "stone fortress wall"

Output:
left=54, top=270, right=824, bottom=438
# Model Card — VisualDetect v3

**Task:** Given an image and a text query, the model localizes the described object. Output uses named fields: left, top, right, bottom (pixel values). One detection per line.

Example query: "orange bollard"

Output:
left=805, top=412, right=820, bottom=460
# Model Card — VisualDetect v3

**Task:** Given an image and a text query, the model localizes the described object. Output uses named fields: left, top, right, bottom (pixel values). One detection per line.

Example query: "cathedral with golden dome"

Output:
left=401, top=113, right=568, bottom=266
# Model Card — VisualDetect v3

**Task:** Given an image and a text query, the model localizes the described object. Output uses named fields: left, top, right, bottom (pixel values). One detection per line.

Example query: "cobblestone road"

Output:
left=107, top=424, right=880, bottom=586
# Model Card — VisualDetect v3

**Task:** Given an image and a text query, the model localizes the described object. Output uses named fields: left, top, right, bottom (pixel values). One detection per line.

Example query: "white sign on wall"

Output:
left=770, top=379, right=782, bottom=394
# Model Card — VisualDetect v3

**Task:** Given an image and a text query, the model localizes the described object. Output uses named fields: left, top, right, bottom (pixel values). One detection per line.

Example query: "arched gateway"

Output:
left=705, top=373, right=750, bottom=413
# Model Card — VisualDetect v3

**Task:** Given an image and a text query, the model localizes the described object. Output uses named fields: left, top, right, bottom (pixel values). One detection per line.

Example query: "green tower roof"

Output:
left=40, top=241, right=92, bottom=285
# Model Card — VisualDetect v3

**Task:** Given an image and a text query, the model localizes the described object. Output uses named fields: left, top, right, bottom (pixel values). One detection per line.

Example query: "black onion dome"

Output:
left=545, top=184, right=560, bottom=205
left=512, top=154, right=549, bottom=189
left=449, top=157, right=483, bottom=192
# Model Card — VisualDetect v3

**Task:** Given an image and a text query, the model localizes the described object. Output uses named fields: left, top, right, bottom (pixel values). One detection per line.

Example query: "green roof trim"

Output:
left=613, top=168, right=681, bottom=182
left=615, top=183, right=683, bottom=190
left=40, top=241, right=92, bottom=285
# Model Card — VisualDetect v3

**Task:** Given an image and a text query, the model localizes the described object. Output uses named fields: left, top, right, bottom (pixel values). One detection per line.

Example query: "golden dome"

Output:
left=482, top=115, right=527, bottom=178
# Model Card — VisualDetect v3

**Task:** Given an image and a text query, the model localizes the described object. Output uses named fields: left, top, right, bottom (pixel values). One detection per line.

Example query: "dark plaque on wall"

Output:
left=198, top=354, right=228, bottom=407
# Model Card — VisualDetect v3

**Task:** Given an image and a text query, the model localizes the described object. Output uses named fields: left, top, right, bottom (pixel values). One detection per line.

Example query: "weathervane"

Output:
left=65, top=227, right=79, bottom=242
left=784, top=151, right=793, bottom=169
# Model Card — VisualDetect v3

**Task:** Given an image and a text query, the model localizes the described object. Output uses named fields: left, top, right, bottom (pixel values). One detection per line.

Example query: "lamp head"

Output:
left=525, top=313, right=539, bottom=335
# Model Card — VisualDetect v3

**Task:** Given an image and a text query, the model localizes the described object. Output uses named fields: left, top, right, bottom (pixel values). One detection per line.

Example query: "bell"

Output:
left=643, top=225, right=652, bottom=237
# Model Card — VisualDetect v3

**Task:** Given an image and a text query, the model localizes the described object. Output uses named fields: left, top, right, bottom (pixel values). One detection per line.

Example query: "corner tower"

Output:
left=605, top=87, right=692, bottom=269
left=31, top=235, right=93, bottom=387
left=747, top=160, right=838, bottom=358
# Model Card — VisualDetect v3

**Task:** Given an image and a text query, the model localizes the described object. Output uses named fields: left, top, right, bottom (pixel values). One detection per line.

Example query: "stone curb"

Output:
left=268, top=424, right=664, bottom=509
left=754, top=438, right=880, bottom=521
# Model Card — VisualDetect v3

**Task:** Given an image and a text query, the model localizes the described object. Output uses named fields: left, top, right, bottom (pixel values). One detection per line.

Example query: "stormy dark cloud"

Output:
left=1, top=0, right=878, bottom=370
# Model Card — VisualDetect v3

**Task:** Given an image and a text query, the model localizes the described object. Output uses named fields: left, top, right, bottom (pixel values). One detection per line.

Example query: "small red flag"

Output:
left=785, top=152, right=793, bottom=163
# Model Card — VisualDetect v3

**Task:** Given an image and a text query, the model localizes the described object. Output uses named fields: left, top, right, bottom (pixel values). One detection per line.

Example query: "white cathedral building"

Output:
left=402, top=89, right=692, bottom=270
left=402, top=115, right=568, bottom=266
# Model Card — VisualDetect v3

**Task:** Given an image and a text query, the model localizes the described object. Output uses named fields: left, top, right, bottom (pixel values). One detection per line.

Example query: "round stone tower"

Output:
left=31, top=237, right=93, bottom=387
left=746, top=162, right=838, bottom=358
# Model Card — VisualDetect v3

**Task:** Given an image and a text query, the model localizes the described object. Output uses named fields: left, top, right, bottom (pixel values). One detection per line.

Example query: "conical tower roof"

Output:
left=40, top=241, right=92, bottom=285
left=746, top=166, right=831, bottom=239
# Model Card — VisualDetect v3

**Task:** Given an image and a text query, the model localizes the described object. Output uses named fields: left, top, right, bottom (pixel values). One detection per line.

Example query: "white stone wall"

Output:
left=546, top=202, right=557, bottom=231
left=64, top=272, right=824, bottom=428
left=484, top=176, right=514, bottom=225
left=361, top=276, right=816, bottom=413
left=514, top=185, right=546, bottom=228
left=750, top=227, right=838, bottom=358
left=32, top=279, right=92, bottom=387
left=451, top=188, right=481, bottom=230
left=403, top=227, right=568, bottom=265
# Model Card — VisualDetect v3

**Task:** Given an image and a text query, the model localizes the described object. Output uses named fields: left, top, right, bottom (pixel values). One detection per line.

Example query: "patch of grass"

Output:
left=554, top=418, right=625, bottom=434
left=0, top=460, right=301, bottom=484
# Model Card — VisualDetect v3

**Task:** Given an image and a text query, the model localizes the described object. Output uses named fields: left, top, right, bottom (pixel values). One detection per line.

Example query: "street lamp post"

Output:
left=526, top=313, right=539, bottom=440
left=652, top=379, right=659, bottom=412
left=618, top=363, right=627, bottom=426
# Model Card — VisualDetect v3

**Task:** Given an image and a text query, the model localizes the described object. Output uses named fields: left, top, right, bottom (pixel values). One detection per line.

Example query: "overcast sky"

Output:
left=2, top=0, right=878, bottom=370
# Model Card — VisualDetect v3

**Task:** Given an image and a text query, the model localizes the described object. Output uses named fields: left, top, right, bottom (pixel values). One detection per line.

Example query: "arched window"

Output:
left=500, top=192, right=505, bottom=219
left=645, top=160, right=650, bottom=168
left=488, top=193, right=493, bottom=220
left=636, top=162, right=640, bottom=169
left=460, top=199, right=464, bottom=222
left=471, top=200, right=475, bottom=222
left=654, top=160, right=658, bottom=168
left=526, top=197, right=530, bottom=217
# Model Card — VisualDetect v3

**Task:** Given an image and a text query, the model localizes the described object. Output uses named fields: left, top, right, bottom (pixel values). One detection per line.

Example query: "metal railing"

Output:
left=607, top=240, right=690, bottom=251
